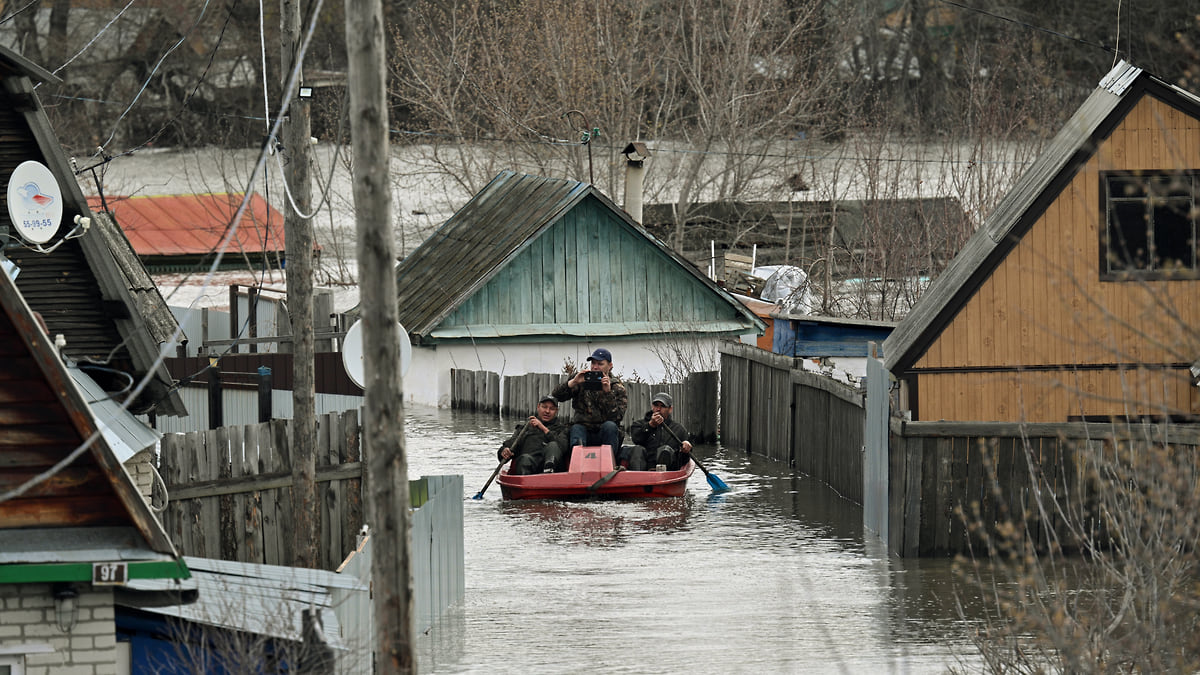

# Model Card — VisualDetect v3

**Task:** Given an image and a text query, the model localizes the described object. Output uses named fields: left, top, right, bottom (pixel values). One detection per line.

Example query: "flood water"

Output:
left=405, top=407, right=981, bottom=674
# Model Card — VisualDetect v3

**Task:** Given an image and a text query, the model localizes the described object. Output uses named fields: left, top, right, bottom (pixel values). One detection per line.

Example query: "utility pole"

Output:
left=346, top=0, right=415, bottom=671
left=280, top=0, right=317, bottom=568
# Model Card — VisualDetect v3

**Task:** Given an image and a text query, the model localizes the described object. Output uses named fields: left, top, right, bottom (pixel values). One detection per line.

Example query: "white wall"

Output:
left=401, top=335, right=739, bottom=408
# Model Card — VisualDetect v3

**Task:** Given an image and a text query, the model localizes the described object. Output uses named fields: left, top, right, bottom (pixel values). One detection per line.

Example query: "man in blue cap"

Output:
left=553, top=347, right=628, bottom=457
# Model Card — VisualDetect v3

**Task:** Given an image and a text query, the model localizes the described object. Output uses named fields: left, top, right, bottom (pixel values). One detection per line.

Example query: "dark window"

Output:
left=1103, top=172, right=1200, bottom=278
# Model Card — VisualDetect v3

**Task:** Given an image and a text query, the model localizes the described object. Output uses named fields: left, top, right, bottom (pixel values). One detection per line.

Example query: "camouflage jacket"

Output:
left=496, top=416, right=570, bottom=461
left=552, top=374, right=628, bottom=429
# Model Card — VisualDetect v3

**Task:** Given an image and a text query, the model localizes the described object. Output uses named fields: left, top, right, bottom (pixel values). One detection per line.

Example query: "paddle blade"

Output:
left=705, top=472, right=731, bottom=493
left=471, top=492, right=485, bottom=500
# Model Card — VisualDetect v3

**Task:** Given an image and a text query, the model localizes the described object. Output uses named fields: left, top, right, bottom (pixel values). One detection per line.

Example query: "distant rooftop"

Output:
left=88, top=192, right=288, bottom=272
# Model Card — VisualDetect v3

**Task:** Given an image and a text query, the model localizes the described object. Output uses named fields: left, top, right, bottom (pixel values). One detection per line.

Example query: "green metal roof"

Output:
left=393, top=171, right=766, bottom=342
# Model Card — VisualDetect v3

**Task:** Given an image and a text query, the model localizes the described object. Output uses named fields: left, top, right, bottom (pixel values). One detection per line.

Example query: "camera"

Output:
left=582, top=370, right=604, bottom=390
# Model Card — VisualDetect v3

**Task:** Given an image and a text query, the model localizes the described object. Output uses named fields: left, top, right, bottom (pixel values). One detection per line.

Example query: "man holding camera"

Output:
left=552, top=347, right=627, bottom=455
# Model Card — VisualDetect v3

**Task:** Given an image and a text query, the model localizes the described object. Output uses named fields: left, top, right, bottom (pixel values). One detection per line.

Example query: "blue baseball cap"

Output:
left=587, top=348, right=613, bottom=362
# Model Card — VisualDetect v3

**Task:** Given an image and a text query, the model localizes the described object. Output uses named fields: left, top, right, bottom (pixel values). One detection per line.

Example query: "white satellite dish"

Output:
left=342, top=320, right=412, bottom=388
left=6, top=161, right=63, bottom=244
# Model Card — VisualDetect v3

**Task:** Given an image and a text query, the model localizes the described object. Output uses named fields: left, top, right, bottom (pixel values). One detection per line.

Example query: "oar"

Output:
left=472, top=421, right=531, bottom=500
left=663, top=424, right=730, bottom=493
left=588, top=466, right=624, bottom=492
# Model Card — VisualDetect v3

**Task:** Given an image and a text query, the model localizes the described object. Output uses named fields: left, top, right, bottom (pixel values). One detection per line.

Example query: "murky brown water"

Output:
left=405, top=407, right=981, bottom=674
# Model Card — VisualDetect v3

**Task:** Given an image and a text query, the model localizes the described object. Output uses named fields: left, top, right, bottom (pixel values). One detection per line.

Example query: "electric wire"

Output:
left=43, top=0, right=139, bottom=80
left=0, top=0, right=327, bottom=507
left=95, top=0, right=217, bottom=154
left=934, top=0, right=1119, bottom=55
left=0, top=0, right=40, bottom=25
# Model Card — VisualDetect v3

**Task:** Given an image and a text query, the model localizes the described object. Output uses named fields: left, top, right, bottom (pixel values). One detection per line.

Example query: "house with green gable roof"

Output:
left=385, top=170, right=766, bottom=407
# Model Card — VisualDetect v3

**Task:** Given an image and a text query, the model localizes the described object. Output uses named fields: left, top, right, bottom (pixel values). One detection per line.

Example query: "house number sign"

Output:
left=92, top=562, right=128, bottom=585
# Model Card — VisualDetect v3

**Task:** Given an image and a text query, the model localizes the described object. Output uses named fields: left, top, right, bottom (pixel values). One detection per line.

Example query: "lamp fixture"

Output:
left=53, top=583, right=78, bottom=633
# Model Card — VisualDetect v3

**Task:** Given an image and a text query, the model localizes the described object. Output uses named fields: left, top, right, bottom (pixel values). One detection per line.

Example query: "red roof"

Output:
left=87, top=192, right=287, bottom=257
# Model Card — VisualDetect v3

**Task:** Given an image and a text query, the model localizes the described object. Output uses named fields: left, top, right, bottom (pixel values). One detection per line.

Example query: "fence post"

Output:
left=258, top=366, right=273, bottom=422
left=208, top=358, right=222, bottom=430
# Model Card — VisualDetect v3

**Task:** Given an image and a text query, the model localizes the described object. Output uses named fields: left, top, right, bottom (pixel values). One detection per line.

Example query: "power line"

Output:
left=935, top=0, right=1118, bottom=55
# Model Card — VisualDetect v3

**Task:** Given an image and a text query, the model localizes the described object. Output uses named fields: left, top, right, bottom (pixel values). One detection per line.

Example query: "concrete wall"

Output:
left=404, top=335, right=733, bottom=408
left=0, top=583, right=117, bottom=675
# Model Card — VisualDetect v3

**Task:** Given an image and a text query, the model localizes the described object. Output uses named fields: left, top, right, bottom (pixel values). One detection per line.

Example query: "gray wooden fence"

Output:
left=158, top=411, right=465, bottom=590
left=459, top=370, right=720, bottom=442
left=720, top=342, right=865, bottom=502
left=159, top=411, right=365, bottom=570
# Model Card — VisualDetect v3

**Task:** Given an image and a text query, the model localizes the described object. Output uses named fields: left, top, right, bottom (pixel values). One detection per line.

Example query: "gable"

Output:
left=914, top=93, right=1200, bottom=374
left=432, top=196, right=760, bottom=339
left=884, top=62, right=1200, bottom=375
left=0, top=269, right=174, bottom=555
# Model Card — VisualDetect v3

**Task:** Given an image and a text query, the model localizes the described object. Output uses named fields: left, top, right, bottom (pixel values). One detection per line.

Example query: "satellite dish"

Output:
left=6, top=161, right=63, bottom=244
left=342, top=320, right=412, bottom=388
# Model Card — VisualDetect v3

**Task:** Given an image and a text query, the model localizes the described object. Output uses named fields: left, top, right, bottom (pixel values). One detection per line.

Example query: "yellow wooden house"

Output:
left=884, top=61, right=1200, bottom=423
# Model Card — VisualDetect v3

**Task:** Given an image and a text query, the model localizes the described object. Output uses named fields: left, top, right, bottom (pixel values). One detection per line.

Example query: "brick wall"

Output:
left=0, top=583, right=117, bottom=675
left=123, top=450, right=157, bottom=506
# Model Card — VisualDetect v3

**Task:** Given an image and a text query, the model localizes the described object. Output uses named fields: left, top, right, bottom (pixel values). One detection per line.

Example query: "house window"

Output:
left=1103, top=172, right=1200, bottom=278
left=0, top=654, right=24, bottom=675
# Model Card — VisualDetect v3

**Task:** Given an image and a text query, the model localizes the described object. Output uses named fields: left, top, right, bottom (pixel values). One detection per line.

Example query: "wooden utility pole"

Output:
left=346, top=0, right=415, bottom=671
left=281, top=0, right=317, bottom=568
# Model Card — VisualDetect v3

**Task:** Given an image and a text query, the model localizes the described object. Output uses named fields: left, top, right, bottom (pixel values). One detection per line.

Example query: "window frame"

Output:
left=1099, top=170, right=1200, bottom=281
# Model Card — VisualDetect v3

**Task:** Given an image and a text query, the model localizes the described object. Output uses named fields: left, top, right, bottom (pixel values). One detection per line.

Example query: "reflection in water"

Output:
left=404, top=407, right=979, bottom=673
left=501, top=498, right=693, bottom=547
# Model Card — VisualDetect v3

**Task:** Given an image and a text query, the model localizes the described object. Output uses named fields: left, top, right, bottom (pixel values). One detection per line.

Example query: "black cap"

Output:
left=651, top=392, right=673, bottom=407
left=539, top=394, right=558, bottom=405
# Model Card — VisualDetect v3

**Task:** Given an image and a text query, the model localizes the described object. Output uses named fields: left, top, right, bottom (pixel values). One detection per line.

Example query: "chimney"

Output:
left=622, top=142, right=648, bottom=224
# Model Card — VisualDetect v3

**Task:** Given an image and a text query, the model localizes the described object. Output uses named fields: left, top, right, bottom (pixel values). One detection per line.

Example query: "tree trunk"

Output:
left=346, top=0, right=415, bottom=670
left=282, top=0, right=318, bottom=570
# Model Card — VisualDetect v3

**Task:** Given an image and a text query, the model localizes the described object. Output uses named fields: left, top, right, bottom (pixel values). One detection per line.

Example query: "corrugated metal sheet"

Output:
left=68, top=363, right=161, bottom=464
left=390, top=171, right=765, bottom=340
left=88, top=192, right=286, bottom=257
left=884, top=61, right=1200, bottom=373
left=128, top=556, right=364, bottom=649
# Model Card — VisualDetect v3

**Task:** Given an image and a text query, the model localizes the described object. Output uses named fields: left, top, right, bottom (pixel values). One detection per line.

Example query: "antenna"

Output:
left=342, top=320, right=412, bottom=389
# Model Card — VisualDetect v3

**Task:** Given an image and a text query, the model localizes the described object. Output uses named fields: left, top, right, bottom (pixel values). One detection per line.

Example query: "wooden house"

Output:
left=0, top=44, right=184, bottom=416
left=0, top=263, right=190, bottom=673
left=884, top=61, right=1200, bottom=423
left=386, top=171, right=766, bottom=407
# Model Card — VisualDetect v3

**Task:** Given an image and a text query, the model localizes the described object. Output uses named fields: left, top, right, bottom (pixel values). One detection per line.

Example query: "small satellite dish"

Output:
left=342, top=320, right=412, bottom=388
left=6, top=161, right=63, bottom=244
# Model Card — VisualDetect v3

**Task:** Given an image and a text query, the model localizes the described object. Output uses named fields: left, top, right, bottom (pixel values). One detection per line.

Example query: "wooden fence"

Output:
left=159, top=411, right=365, bottom=570
left=884, top=420, right=1200, bottom=558
left=454, top=370, right=720, bottom=442
left=720, top=342, right=865, bottom=502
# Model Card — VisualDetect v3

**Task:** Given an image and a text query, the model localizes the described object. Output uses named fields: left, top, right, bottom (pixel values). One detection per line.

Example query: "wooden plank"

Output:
left=887, top=429, right=905, bottom=555
left=242, top=422, right=264, bottom=564
left=902, top=436, right=922, bottom=557
left=342, top=408, right=364, bottom=562
left=917, top=436, right=937, bottom=555
left=968, top=436, right=987, bottom=553
left=933, top=437, right=952, bottom=555
left=218, top=426, right=236, bottom=560
left=948, top=435, right=968, bottom=553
